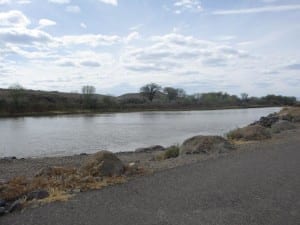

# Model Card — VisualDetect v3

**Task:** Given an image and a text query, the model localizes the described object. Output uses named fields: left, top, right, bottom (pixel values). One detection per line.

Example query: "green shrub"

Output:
left=157, top=145, right=179, bottom=160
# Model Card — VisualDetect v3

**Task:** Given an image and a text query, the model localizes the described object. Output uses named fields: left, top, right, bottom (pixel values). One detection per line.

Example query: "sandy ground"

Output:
left=0, top=124, right=299, bottom=224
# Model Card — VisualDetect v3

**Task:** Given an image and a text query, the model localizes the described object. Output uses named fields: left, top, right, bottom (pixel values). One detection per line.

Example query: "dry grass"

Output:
left=0, top=167, right=127, bottom=204
left=227, top=125, right=271, bottom=141
left=279, top=107, right=300, bottom=122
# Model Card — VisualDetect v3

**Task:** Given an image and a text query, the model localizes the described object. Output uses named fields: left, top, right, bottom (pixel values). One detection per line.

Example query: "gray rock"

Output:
left=26, top=190, right=49, bottom=201
left=0, top=199, right=6, bottom=207
left=251, top=113, right=279, bottom=128
left=135, top=145, right=165, bottom=153
left=0, top=207, right=6, bottom=216
left=180, top=135, right=234, bottom=155
left=8, top=200, right=22, bottom=213
left=81, top=151, right=125, bottom=177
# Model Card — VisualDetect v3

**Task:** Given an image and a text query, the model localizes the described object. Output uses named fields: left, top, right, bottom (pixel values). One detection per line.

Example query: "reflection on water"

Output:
left=0, top=107, right=280, bottom=158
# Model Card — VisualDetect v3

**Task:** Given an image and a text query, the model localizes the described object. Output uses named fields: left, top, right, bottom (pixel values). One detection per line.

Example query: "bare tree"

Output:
left=81, top=85, right=96, bottom=109
left=240, top=93, right=249, bottom=102
left=8, top=84, right=25, bottom=111
left=140, top=83, right=161, bottom=102
left=163, top=87, right=178, bottom=102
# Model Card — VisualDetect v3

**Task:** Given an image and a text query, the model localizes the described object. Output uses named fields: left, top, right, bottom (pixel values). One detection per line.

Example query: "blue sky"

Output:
left=0, top=0, right=299, bottom=96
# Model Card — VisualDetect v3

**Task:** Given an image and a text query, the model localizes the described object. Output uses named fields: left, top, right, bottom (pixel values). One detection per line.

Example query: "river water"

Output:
left=0, top=107, right=280, bottom=158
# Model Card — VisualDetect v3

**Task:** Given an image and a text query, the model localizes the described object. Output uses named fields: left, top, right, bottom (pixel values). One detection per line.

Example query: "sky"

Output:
left=0, top=0, right=299, bottom=97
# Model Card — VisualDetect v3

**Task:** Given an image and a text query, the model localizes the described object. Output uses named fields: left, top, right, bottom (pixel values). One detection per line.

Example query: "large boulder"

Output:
left=227, top=125, right=271, bottom=141
left=81, top=151, right=125, bottom=177
left=180, top=135, right=234, bottom=155
left=135, top=145, right=165, bottom=153
left=270, top=120, right=296, bottom=133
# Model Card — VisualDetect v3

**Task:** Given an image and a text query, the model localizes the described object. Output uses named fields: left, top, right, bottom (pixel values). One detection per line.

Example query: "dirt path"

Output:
left=1, top=128, right=299, bottom=225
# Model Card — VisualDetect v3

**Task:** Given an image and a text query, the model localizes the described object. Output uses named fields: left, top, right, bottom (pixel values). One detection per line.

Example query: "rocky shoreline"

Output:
left=0, top=106, right=299, bottom=216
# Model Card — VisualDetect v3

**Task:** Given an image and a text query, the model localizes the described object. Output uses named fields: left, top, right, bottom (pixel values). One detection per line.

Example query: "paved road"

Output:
left=1, top=138, right=299, bottom=225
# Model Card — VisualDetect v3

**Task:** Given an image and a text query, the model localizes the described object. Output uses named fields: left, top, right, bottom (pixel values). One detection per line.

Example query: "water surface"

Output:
left=0, top=107, right=280, bottom=158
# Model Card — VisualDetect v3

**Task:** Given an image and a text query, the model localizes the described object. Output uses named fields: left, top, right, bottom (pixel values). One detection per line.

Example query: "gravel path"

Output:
left=1, top=128, right=299, bottom=225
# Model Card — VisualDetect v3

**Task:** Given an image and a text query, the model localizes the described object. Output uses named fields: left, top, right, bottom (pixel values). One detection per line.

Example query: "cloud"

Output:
left=284, top=63, right=300, bottom=70
left=57, top=60, right=76, bottom=67
left=124, top=31, right=140, bottom=43
left=97, top=0, right=118, bottom=6
left=80, top=22, right=87, bottom=29
left=0, top=10, right=31, bottom=27
left=80, top=60, right=101, bottom=67
left=38, top=19, right=56, bottom=29
left=213, top=4, right=300, bottom=15
left=16, top=0, right=31, bottom=4
left=123, top=33, right=250, bottom=73
left=60, top=34, right=121, bottom=46
left=173, top=0, right=203, bottom=14
left=0, top=0, right=10, bottom=4
left=65, top=5, right=81, bottom=13
left=48, top=0, right=70, bottom=4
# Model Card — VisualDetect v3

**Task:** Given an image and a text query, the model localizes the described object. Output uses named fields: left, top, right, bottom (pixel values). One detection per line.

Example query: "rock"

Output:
left=26, top=190, right=49, bottom=201
left=0, top=199, right=6, bottom=207
left=8, top=200, right=22, bottom=213
left=270, top=120, right=296, bottom=133
left=81, top=151, right=125, bottom=177
left=227, top=125, right=271, bottom=141
left=135, top=145, right=165, bottom=153
left=180, top=135, right=234, bottom=155
left=251, top=113, right=279, bottom=128
left=0, top=207, right=6, bottom=216
left=80, top=153, right=88, bottom=156
left=0, top=156, right=17, bottom=162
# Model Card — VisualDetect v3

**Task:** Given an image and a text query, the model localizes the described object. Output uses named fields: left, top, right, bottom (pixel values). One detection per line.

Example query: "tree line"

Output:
left=0, top=83, right=297, bottom=116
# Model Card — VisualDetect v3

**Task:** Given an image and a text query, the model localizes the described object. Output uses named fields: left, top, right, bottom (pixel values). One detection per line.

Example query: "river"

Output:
left=0, top=107, right=280, bottom=158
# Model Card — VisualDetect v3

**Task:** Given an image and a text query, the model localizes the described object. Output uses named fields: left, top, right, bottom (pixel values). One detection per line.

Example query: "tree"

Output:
left=140, top=83, right=161, bottom=102
left=163, top=87, right=178, bottom=102
left=8, top=84, right=25, bottom=112
left=82, top=85, right=96, bottom=95
left=240, top=93, right=249, bottom=102
left=81, top=85, right=96, bottom=109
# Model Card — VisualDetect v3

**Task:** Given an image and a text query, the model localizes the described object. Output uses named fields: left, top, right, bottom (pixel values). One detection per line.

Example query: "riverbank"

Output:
left=0, top=104, right=277, bottom=118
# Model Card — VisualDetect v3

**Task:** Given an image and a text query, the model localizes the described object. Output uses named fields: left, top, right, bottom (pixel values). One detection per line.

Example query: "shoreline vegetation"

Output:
left=0, top=106, right=299, bottom=216
left=0, top=83, right=298, bottom=118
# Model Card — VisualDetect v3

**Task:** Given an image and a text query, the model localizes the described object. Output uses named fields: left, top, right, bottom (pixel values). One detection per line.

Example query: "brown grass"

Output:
left=0, top=167, right=127, bottom=204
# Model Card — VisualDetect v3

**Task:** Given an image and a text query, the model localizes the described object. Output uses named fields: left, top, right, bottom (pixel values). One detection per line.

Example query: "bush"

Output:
left=227, top=125, right=271, bottom=141
left=156, top=145, right=180, bottom=160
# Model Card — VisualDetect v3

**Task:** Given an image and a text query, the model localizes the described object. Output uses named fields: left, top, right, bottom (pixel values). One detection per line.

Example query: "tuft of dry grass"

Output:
left=0, top=166, right=127, bottom=204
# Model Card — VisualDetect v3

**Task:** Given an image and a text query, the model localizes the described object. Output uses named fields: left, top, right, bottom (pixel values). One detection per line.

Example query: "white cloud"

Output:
left=80, top=22, right=87, bottom=29
left=0, top=10, right=31, bottom=27
left=16, top=0, right=31, bottom=4
left=98, top=0, right=118, bottom=6
left=65, top=5, right=81, bottom=13
left=173, top=0, right=203, bottom=14
left=60, top=34, right=121, bottom=46
left=38, top=18, right=56, bottom=29
left=124, top=31, right=140, bottom=43
left=48, top=0, right=70, bottom=4
left=0, top=0, right=10, bottom=4
left=213, top=4, right=300, bottom=15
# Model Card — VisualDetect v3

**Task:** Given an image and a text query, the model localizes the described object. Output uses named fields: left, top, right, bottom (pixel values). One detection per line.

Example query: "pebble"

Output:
left=26, top=190, right=49, bottom=201
left=0, top=199, right=6, bottom=207
left=8, top=200, right=22, bottom=213
left=0, top=207, right=6, bottom=216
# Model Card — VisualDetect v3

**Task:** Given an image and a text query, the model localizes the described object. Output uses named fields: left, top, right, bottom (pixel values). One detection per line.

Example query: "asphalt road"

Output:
left=1, top=138, right=299, bottom=225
